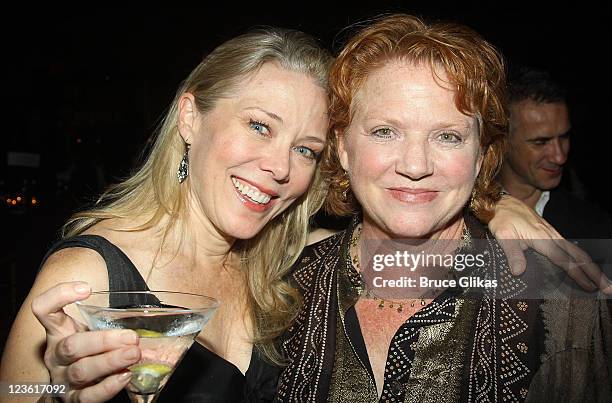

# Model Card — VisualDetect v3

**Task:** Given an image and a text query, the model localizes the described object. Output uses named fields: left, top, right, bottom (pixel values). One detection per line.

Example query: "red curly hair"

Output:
left=323, top=14, right=507, bottom=221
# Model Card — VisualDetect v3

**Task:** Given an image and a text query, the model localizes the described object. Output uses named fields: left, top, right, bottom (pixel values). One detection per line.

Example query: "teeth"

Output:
left=231, top=177, right=272, bottom=205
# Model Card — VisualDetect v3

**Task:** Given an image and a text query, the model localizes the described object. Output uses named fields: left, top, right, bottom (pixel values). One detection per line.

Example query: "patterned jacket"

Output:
left=276, top=213, right=611, bottom=402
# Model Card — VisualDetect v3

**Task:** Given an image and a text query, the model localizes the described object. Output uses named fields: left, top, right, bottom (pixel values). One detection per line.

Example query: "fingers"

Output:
left=55, top=329, right=139, bottom=366
left=65, top=346, right=141, bottom=386
left=567, top=259, right=612, bottom=295
left=486, top=198, right=612, bottom=295
left=532, top=239, right=598, bottom=292
left=31, top=282, right=91, bottom=334
left=563, top=241, right=612, bottom=294
left=498, top=238, right=527, bottom=275
left=564, top=262, right=599, bottom=292
left=601, top=279, right=612, bottom=295
left=69, top=371, right=132, bottom=403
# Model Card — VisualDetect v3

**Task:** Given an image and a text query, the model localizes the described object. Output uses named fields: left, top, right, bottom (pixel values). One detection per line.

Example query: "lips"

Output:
left=387, top=187, right=438, bottom=203
left=541, top=166, right=562, bottom=176
left=231, top=176, right=277, bottom=212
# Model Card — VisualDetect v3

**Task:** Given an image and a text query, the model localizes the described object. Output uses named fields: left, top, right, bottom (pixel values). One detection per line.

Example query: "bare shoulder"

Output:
left=307, top=227, right=341, bottom=245
left=37, top=246, right=111, bottom=315
left=39, top=246, right=109, bottom=289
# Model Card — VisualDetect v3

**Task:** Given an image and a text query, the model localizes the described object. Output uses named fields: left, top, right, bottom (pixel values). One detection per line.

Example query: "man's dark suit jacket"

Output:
left=543, top=188, right=612, bottom=239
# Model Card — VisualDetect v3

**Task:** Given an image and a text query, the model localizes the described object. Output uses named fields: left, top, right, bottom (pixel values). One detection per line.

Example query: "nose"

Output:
left=260, top=147, right=291, bottom=183
left=548, top=138, right=569, bottom=166
left=395, top=137, right=434, bottom=180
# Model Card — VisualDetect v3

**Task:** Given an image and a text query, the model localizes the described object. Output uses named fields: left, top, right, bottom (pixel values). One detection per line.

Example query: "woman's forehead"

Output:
left=350, top=62, right=476, bottom=127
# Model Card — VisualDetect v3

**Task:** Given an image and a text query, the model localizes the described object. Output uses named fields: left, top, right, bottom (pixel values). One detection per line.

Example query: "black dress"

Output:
left=42, top=235, right=279, bottom=402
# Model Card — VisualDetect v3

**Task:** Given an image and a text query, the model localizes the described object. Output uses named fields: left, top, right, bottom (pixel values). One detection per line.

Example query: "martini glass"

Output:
left=76, top=291, right=219, bottom=403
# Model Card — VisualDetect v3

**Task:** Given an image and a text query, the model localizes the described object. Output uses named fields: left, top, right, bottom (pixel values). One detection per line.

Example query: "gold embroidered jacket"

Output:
left=276, top=214, right=611, bottom=403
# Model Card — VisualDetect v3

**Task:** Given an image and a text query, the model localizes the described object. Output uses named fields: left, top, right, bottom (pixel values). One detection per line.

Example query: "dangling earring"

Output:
left=469, top=187, right=477, bottom=211
left=177, top=142, right=191, bottom=183
left=339, top=171, right=350, bottom=201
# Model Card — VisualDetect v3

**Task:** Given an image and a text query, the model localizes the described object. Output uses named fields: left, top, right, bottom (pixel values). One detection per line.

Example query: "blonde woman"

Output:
left=1, top=28, right=332, bottom=402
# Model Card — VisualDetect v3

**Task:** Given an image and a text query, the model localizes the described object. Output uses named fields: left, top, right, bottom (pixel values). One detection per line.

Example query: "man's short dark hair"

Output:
left=507, top=66, right=567, bottom=105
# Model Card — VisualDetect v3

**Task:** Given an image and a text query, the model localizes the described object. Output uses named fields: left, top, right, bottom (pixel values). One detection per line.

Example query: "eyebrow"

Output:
left=244, top=107, right=283, bottom=123
left=528, top=137, right=552, bottom=143
left=436, top=121, right=474, bottom=131
left=245, top=107, right=325, bottom=144
left=300, top=136, right=326, bottom=145
left=528, top=129, right=572, bottom=142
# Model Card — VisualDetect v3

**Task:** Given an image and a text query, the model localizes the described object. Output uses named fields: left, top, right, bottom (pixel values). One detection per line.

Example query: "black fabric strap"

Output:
left=41, top=234, right=159, bottom=307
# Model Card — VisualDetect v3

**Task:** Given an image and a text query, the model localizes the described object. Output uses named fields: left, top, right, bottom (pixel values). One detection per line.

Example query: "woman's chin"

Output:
left=217, top=219, right=265, bottom=241
left=376, top=217, right=462, bottom=240
left=233, top=227, right=265, bottom=241
left=378, top=223, right=436, bottom=240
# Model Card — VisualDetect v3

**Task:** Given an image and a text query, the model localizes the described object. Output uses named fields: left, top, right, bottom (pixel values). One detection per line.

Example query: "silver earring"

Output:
left=177, top=143, right=191, bottom=183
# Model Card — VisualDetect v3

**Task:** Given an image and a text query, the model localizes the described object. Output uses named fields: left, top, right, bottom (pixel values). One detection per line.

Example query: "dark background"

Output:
left=2, top=2, right=611, bottom=350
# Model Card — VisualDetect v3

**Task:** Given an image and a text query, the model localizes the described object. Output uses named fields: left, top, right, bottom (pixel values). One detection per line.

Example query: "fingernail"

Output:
left=121, top=331, right=138, bottom=344
left=118, top=371, right=132, bottom=382
left=74, top=283, right=90, bottom=294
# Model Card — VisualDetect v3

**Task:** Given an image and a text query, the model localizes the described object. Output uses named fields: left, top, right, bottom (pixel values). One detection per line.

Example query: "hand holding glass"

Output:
left=76, top=291, right=218, bottom=403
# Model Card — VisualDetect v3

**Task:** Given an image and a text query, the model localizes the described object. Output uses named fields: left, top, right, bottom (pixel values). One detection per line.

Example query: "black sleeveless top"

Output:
left=42, top=235, right=279, bottom=402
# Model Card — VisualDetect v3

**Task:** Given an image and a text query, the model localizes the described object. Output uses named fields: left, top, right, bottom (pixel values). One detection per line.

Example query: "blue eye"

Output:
left=249, top=120, right=271, bottom=136
left=372, top=128, right=394, bottom=138
left=437, top=132, right=462, bottom=143
left=293, top=146, right=318, bottom=160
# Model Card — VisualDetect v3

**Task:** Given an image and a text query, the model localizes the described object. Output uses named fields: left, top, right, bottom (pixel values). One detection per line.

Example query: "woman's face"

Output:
left=338, top=60, right=482, bottom=239
left=180, top=62, right=328, bottom=240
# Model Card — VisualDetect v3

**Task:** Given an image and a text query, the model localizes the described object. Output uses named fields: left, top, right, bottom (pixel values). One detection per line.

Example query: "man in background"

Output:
left=499, top=66, right=612, bottom=239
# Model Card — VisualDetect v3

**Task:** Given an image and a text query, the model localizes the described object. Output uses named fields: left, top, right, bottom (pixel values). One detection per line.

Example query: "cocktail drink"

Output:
left=76, top=291, right=219, bottom=403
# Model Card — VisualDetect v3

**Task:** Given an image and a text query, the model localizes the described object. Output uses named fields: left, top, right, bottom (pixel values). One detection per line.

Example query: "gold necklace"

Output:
left=349, top=224, right=426, bottom=314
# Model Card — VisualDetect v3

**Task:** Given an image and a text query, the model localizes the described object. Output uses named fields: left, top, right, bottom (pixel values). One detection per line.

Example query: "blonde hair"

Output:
left=324, top=14, right=507, bottom=220
left=62, top=28, right=332, bottom=364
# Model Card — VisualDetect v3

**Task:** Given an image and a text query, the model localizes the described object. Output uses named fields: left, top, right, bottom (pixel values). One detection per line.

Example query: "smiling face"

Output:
left=504, top=99, right=570, bottom=192
left=338, top=60, right=483, bottom=240
left=179, top=62, right=328, bottom=240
